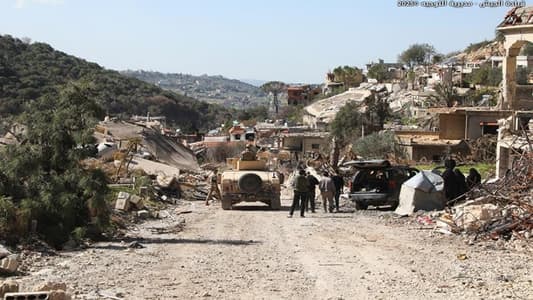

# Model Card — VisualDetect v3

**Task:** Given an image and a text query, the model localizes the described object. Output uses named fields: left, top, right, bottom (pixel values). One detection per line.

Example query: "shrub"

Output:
left=352, top=131, right=406, bottom=160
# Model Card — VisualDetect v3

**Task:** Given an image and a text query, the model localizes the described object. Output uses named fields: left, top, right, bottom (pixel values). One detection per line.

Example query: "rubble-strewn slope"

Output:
left=454, top=39, right=505, bottom=62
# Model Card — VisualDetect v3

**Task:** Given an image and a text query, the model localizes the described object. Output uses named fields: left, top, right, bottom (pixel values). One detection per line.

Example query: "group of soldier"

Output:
left=289, top=169, right=344, bottom=218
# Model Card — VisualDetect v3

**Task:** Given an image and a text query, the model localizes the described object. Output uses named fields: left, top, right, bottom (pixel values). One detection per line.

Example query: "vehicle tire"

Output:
left=270, top=195, right=281, bottom=210
left=238, top=173, right=262, bottom=193
left=355, top=201, right=368, bottom=210
left=221, top=197, right=232, bottom=210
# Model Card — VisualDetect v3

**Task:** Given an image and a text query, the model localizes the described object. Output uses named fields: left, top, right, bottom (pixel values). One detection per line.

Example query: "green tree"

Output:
left=260, top=81, right=286, bottom=115
left=332, top=66, right=364, bottom=88
left=0, top=84, right=110, bottom=247
left=398, top=43, right=436, bottom=67
left=521, top=42, right=533, bottom=56
left=367, top=63, right=390, bottom=83
left=428, top=82, right=458, bottom=107
left=352, top=131, right=406, bottom=160
left=367, top=94, right=391, bottom=130
left=465, top=65, right=502, bottom=86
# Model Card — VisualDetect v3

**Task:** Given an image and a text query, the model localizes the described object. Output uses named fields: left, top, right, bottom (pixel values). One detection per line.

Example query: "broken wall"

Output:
left=439, top=114, right=465, bottom=140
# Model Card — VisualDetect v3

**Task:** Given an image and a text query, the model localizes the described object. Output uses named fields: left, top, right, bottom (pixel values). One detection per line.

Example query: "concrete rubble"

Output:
left=0, top=254, right=19, bottom=274
left=4, top=287, right=71, bottom=300
left=408, top=149, right=532, bottom=243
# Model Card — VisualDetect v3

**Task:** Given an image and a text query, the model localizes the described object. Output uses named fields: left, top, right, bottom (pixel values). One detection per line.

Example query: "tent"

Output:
left=395, top=170, right=446, bottom=215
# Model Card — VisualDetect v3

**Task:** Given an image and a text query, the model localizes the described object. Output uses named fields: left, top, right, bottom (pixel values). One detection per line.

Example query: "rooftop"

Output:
left=497, top=6, right=533, bottom=29
left=280, top=132, right=329, bottom=138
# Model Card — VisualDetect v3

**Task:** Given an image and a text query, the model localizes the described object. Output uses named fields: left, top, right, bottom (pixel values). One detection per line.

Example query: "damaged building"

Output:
left=494, top=6, right=533, bottom=178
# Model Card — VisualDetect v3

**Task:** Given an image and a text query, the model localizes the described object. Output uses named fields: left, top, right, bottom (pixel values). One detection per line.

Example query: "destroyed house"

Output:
left=287, top=85, right=321, bottom=106
left=395, top=131, right=469, bottom=162
left=431, top=107, right=513, bottom=141
left=497, top=6, right=533, bottom=111
left=280, top=132, right=329, bottom=156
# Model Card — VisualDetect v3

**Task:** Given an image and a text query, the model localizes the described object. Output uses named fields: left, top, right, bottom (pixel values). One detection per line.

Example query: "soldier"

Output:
left=205, top=169, right=222, bottom=206
left=241, top=144, right=257, bottom=161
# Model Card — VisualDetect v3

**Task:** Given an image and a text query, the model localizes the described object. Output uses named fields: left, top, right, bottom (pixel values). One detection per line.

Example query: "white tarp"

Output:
left=395, top=170, right=446, bottom=215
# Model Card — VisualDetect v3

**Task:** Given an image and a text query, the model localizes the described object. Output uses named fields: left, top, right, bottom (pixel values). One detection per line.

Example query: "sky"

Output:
left=0, top=0, right=526, bottom=83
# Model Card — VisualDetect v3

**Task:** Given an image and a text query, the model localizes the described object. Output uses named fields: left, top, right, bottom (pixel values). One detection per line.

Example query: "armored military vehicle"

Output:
left=219, top=157, right=281, bottom=210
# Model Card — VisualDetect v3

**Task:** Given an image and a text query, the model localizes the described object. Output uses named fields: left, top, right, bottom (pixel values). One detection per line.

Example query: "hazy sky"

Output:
left=0, top=0, right=523, bottom=83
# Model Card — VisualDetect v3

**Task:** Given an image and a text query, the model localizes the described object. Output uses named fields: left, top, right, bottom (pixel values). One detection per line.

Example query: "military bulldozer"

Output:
left=219, top=157, right=281, bottom=210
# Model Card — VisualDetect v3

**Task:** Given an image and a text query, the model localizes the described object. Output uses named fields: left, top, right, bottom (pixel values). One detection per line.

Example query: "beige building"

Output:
left=431, top=107, right=513, bottom=140
left=495, top=6, right=533, bottom=178
left=395, top=131, right=469, bottom=162
left=279, top=132, right=329, bottom=158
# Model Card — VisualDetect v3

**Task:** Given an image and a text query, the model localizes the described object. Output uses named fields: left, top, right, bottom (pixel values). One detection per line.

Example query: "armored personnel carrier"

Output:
left=219, top=157, right=281, bottom=210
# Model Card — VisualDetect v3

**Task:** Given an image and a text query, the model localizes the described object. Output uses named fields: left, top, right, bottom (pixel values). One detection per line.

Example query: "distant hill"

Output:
left=0, top=34, right=232, bottom=132
left=122, top=70, right=269, bottom=108
left=239, top=78, right=268, bottom=87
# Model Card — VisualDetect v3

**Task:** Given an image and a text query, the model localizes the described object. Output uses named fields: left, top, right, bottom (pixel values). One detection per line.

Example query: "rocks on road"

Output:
left=7, top=196, right=533, bottom=299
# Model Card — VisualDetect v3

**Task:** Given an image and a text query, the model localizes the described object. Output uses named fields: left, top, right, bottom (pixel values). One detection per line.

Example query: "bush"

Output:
left=352, top=131, right=406, bottom=160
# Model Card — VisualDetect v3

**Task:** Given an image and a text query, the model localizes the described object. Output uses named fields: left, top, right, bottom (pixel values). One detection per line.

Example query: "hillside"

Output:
left=0, top=35, right=231, bottom=132
left=122, top=70, right=269, bottom=108
left=454, top=39, right=505, bottom=62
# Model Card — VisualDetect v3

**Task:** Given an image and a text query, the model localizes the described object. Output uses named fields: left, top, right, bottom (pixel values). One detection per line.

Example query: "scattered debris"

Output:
left=137, top=210, right=150, bottom=219
left=0, top=254, right=20, bottom=274
left=0, top=244, right=12, bottom=260
left=0, top=281, right=19, bottom=298
left=115, top=192, right=131, bottom=211
left=127, top=241, right=144, bottom=249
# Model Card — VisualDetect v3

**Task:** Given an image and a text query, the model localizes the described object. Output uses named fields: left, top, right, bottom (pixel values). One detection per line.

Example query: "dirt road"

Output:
left=16, top=196, right=532, bottom=299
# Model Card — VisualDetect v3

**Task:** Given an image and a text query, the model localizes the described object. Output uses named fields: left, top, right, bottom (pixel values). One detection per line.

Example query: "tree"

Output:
left=352, top=131, right=406, bottom=160
left=0, top=83, right=109, bottom=247
left=398, top=43, right=436, bottom=67
left=367, top=94, right=391, bottom=130
left=465, top=65, right=502, bottom=87
left=332, top=66, right=363, bottom=88
left=367, top=63, right=390, bottom=83
left=429, top=82, right=458, bottom=107
left=432, top=54, right=444, bottom=65
left=260, top=81, right=286, bottom=115
left=329, top=102, right=367, bottom=168
left=521, top=42, right=533, bottom=56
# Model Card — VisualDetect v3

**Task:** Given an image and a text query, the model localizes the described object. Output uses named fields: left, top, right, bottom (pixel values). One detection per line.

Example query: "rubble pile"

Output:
left=438, top=150, right=532, bottom=241
left=466, top=134, right=497, bottom=162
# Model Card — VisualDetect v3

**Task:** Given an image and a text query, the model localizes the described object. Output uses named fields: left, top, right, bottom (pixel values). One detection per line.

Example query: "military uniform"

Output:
left=205, top=172, right=222, bottom=205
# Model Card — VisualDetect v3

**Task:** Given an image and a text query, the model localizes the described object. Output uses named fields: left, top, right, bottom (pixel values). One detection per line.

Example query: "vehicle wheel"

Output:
left=270, top=196, right=281, bottom=210
left=221, top=197, right=232, bottom=210
left=355, top=201, right=368, bottom=210
left=238, top=173, right=262, bottom=193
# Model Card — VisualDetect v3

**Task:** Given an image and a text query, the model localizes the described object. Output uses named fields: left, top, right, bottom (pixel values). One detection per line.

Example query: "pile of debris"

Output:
left=436, top=150, right=532, bottom=241
left=0, top=245, right=19, bottom=275
left=0, top=281, right=72, bottom=300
